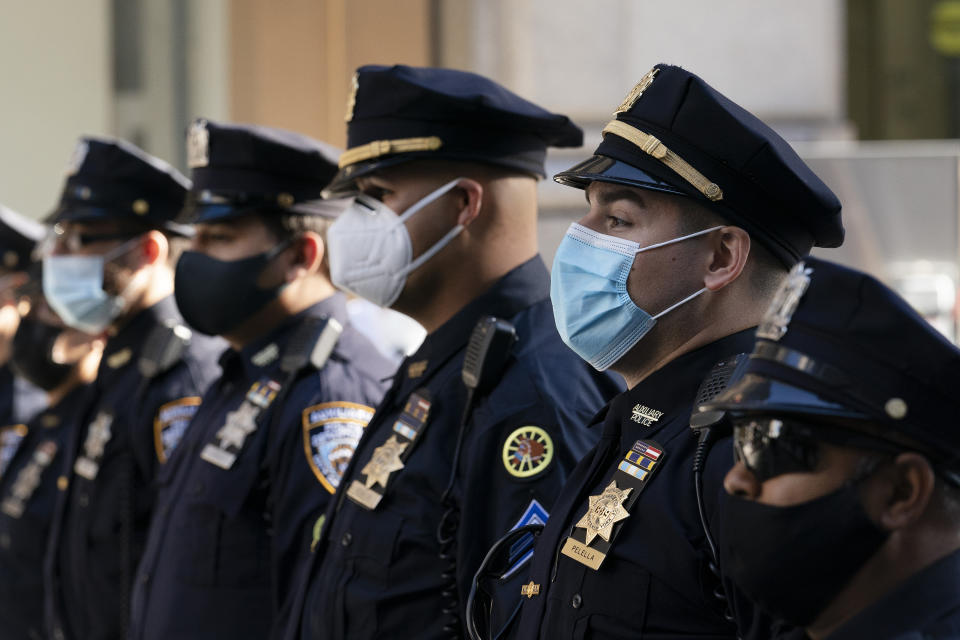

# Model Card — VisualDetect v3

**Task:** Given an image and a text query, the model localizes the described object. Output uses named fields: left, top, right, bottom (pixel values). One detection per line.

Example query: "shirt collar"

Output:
left=600, top=328, right=757, bottom=438
left=392, top=256, right=550, bottom=399
left=98, top=295, right=182, bottom=382
left=219, top=292, right=351, bottom=381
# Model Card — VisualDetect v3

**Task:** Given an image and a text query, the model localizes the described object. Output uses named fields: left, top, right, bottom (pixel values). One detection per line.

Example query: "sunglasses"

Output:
left=732, top=417, right=905, bottom=483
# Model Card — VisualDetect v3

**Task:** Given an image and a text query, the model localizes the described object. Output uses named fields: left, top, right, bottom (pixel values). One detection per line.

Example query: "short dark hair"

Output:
left=258, top=211, right=333, bottom=275
left=673, top=195, right=786, bottom=296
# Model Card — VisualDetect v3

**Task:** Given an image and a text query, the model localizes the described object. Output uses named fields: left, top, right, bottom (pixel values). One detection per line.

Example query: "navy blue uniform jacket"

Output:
left=129, top=294, right=394, bottom=640
left=44, top=297, right=223, bottom=640
left=509, top=330, right=768, bottom=640
left=0, top=386, right=88, bottom=640
left=285, top=257, right=624, bottom=640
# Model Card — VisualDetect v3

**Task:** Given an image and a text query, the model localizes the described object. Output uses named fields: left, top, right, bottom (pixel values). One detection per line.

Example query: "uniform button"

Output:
left=78, top=493, right=89, bottom=507
left=139, top=572, right=150, bottom=584
left=571, top=593, right=582, bottom=609
left=0, top=534, right=9, bottom=549
left=341, top=532, right=352, bottom=547
left=191, top=482, right=204, bottom=496
left=54, top=627, right=65, bottom=640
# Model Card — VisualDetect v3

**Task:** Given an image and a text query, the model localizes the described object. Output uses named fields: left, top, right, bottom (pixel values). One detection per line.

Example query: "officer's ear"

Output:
left=873, top=452, right=937, bottom=530
left=139, top=230, right=169, bottom=268
left=283, top=231, right=323, bottom=282
left=702, top=226, right=750, bottom=292
left=453, top=178, right=483, bottom=228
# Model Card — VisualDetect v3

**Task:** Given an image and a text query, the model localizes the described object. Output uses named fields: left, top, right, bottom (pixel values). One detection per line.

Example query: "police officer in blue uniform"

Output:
left=0, top=204, right=48, bottom=466
left=481, top=64, right=845, bottom=640
left=0, top=288, right=104, bottom=639
left=279, top=64, right=624, bottom=640
left=41, top=137, right=223, bottom=640
left=128, top=119, right=394, bottom=640
left=700, top=257, right=960, bottom=639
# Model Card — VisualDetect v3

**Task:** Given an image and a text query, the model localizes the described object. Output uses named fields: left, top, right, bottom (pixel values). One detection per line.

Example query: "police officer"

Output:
left=485, top=63, right=845, bottom=639
left=128, top=119, right=394, bottom=640
left=41, top=137, right=223, bottom=640
left=0, top=205, right=47, bottom=469
left=699, top=257, right=960, bottom=639
left=0, top=287, right=104, bottom=639
left=278, top=64, right=624, bottom=640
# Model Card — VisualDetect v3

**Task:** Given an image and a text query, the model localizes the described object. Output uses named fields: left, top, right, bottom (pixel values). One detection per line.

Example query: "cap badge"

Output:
left=757, top=261, right=812, bottom=342
left=885, top=398, right=908, bottom=420
left=614, top=67, right=659, bottom=116
left=66, top=141, right=89, bottom=176
left=2, top=251, right=18, bottom=269
left=187, top=120, right=210, bottom=168
left=345, top=73, right=359, bottom=123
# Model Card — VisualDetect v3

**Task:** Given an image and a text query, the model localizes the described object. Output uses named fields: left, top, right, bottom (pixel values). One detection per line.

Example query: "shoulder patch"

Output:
left=502, top=426, right=554, bottom=479
left=153, top=397, right=202, bottom=463
left=303, top=401, right=375, bottom=493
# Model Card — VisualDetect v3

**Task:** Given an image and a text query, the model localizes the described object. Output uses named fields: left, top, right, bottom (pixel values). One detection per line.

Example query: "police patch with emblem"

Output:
left=154, top=397, right=202, bottom=463
left=502, top=426, right=554, bottom=478
left=302, top=401, right=375, bottom=494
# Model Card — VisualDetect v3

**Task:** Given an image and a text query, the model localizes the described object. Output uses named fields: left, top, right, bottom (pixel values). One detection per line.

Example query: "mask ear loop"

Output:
left=636, top=225, right=724, bottom=321
left=397, top=178, right=468, bottom=276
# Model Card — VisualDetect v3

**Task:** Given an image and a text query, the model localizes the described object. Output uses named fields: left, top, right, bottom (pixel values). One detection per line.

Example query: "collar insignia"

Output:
left=107, top=347, right=132, bottom=369
left=630, top=404, right=663, bottom=426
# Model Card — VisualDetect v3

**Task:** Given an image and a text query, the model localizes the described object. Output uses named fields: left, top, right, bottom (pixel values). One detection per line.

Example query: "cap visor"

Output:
left=699, top=372, right=869, bottom=421
left=553, top=154, right=688, bottom=197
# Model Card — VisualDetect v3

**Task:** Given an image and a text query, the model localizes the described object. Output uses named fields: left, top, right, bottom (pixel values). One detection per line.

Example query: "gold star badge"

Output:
left=362, top=435, right=408, bottom=489
left=575, top=481, right=632, bottom=545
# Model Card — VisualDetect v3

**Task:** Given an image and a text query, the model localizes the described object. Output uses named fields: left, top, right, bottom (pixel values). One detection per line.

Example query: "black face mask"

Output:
left=718, top=483, right=890, bottom=627
left=11, top=315, right=73, bottom=391
left=174, top=243, right=290, bottom=337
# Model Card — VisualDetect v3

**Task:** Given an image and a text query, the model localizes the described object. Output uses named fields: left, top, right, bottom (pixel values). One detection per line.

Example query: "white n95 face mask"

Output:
left=327, top=178, right=465, bottom=308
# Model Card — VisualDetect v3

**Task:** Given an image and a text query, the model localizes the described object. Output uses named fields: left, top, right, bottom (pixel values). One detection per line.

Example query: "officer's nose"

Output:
left=723, top=460, right=760, bottom=499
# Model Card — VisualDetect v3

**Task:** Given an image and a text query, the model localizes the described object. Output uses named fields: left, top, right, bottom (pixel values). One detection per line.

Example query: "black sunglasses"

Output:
left=732, top=417, right=906, bottom=483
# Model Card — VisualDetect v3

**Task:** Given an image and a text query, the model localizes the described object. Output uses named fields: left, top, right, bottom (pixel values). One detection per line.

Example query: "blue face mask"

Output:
left=550, top=222, right=722, bottom=371
left=42, top=237, right=143, bottom=335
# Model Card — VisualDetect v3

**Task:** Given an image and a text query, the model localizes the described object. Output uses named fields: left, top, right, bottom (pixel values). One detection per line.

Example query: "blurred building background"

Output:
left=3, top=0, right=960, bottom=337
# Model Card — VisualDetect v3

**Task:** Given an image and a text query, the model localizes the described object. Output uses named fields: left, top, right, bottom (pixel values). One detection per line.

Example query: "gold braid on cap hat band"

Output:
left=601, top=120, right=723, bottom=202
left=338, top=136, right=444, bottom=168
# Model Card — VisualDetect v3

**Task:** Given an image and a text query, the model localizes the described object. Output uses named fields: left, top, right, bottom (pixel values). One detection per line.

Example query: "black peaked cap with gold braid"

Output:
left=554, top=63, right=844, bottom=266
left=324, top=64, right=583, bottom=196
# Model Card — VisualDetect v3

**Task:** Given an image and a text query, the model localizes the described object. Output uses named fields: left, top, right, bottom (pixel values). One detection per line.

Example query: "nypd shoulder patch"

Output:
left=153, top=397, right=202, bottom=463
left=303, top=401, right=375, bottom=493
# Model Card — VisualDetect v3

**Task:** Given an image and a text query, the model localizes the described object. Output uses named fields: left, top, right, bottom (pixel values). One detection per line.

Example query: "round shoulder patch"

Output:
left=502, top=426, right=554, bottom=478
left=303, top=401, right=375, bottom=493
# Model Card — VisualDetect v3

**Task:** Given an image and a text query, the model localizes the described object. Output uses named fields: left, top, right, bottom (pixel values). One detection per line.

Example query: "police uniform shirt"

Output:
left=778, top=549, right=960, bottom=640
left=128, top=292, right=393, bottom=640
left=510, top=329, right=760, bottom=640
left=45, top=296, right=223, bottom=640
left=289, top=257, right=623, bottom=640
left=0, top=385, right=89, bottom=640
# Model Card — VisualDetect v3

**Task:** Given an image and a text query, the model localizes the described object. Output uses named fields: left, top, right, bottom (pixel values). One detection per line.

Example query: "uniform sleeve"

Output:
left=265, top=372, right=380, bottom=613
